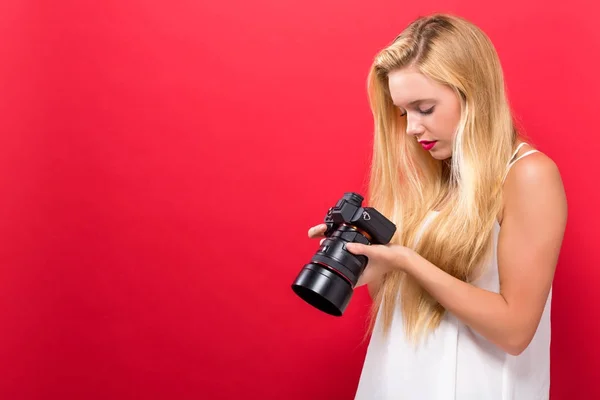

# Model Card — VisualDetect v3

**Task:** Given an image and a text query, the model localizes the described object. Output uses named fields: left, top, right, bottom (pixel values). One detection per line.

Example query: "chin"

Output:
left=430, top=149, right=452, bottom=161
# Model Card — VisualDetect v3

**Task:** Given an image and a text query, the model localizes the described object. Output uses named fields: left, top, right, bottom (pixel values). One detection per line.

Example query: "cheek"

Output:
left=431, top=112, right=459, bottom=141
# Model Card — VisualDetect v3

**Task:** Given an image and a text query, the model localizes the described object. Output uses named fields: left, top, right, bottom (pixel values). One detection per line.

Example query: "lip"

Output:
left=419, top=140, right=437, bottom=150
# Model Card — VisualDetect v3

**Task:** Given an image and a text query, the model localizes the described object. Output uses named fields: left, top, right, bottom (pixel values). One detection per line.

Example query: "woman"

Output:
left=307, top=14, right=567, bottom=399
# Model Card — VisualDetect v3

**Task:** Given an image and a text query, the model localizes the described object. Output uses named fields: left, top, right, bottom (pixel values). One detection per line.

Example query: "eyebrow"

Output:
left=394, top=98, right=437, bottom=108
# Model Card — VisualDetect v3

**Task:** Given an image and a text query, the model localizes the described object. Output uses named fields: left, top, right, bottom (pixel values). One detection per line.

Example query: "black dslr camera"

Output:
left=291, top=192, right=397, bottom=316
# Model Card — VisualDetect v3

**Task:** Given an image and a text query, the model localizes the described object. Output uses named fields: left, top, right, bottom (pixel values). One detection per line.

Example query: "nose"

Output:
left=405, top=115, right=425, bottom=137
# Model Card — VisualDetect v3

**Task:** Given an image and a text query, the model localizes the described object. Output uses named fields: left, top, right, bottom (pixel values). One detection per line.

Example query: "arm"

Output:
left=356, top=264, right=384, bottom=299
left=348, top=153, right=567, bottom=355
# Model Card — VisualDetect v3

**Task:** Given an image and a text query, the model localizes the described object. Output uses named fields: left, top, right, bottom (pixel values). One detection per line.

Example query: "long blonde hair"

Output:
left=366, top=14, right=519, bottom=342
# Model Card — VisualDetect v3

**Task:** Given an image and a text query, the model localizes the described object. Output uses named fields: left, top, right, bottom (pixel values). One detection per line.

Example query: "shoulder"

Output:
left=505, top=148, right=561, bottom=187
left=500, top=146, right=567, bottom=225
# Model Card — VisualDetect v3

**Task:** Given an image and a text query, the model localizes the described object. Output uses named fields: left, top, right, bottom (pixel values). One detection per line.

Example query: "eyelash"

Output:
left=419, top=106, right=435, bottom=115
left=400, top=106, right=435, bottom=117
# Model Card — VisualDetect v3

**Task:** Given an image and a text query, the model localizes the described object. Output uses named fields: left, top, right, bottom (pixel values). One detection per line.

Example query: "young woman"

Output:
left=308, top=13, right=567, bottom=399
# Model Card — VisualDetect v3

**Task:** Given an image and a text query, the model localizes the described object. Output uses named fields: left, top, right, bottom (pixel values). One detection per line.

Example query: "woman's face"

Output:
left=387, top=67, right=462, bottom=160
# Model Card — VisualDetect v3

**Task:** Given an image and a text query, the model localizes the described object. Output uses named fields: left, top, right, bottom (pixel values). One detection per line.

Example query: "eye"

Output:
left=418, top=106, right=435, bottom=115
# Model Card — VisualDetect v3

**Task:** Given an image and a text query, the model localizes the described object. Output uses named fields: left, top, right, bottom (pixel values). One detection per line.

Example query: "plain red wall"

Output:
left=1, top=0, right=599, bottom=399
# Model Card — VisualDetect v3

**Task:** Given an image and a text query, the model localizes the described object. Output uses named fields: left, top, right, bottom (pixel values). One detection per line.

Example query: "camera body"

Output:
left=291, top=192, right=397, bottom=316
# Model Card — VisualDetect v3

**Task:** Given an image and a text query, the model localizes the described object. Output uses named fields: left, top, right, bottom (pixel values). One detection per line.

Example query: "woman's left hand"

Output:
left=345, top=242, right=414, bottom=274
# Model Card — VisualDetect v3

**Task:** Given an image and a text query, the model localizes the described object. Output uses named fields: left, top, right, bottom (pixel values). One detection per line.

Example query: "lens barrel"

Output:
left=291, top=225, right=369, bottom=316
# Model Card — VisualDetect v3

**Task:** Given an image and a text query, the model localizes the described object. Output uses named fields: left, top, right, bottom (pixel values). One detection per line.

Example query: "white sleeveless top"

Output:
left=354, top=143, right=551, bottom=400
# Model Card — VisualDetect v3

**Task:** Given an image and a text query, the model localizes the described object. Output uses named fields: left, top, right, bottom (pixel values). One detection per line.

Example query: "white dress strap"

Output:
left=502, top=143, right=539, bottom=183
left=509, top=142, right=528, bottom=162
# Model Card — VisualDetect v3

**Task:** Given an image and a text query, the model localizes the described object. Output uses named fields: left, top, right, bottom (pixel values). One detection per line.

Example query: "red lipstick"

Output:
left=420, top=140, right=437, bottom=150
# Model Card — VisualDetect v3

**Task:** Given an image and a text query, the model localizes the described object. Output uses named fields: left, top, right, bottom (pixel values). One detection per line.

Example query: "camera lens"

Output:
left=291, top=225, right=370, bottom=316
left=291, top=263, right=351, bottom=316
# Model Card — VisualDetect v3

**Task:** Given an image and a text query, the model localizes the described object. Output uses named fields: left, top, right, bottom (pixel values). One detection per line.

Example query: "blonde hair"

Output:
left=366, top=14, right=520, bottom=342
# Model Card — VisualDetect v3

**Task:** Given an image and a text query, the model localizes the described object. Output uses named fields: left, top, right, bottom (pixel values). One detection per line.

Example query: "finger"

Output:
left=320, top=238, right=325, bottom=245
left=308, top=224, right=327, bottom=238
left=345, top=242, right=371, bottom=256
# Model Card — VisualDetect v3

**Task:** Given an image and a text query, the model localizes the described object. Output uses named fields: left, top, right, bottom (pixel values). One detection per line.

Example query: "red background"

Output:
left=1, top=0, right=599, bottom=399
